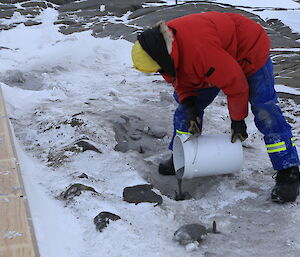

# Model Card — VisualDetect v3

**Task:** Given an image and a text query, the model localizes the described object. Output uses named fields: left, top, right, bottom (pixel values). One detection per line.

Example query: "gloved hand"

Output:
left=182, top=96, right=201, bottom=135
left=231, top=119, right=248, bottom=143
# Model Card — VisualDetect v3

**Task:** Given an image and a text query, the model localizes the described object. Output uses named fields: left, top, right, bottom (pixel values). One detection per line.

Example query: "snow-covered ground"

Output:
left=1, top=1, right=300, bottom=257
left=210, top=0, right=300, bottom=34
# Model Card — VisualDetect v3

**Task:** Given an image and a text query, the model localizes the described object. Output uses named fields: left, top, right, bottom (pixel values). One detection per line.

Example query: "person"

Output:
left=131, top=11, right=300, bottom=203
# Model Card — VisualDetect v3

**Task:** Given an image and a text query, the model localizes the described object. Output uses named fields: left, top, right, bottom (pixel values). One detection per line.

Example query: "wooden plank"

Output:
left=0, top=198, right=36, bottom=257
left=0, top=113, right=14, bottom=160
left=0, top=246, right=35, bottom=257
left=0, top=90, right=5, bottom=117
left=0, top=114, right=6, bottom=134
left=0, top=137, right=15, bottom=162
left=0, top=87, right=40, bottom=257
left=0, top=160, right=22, bottom=196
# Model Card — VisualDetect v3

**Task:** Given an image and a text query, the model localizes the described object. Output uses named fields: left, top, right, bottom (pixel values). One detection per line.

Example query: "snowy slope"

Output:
left=210, top=0, right=300, bottom=34
left=1, top=2, right=300, bottom=257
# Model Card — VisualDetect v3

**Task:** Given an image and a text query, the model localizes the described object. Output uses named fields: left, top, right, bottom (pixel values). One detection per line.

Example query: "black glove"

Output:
left=231, top=119, right=248, bottom=143
left=182, top=96, right=201, bottom=135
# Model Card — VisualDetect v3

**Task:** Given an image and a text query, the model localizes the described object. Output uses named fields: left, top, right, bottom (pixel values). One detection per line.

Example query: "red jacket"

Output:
left=162, top=12, right=270, bottom=120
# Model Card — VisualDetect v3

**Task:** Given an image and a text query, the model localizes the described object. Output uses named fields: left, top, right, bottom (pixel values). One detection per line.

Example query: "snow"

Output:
left=272, top=48, right=300, bottom=52
left=275, top=84, right=300, bottom=95
left=211, top=0, right=300, bottom=35
left=211, top=0, right=300, bottom=8
left=254, top=10, right=300, bottom=35
left=15, top=139, right=85, bottom=257
left=0, top=2, right=300, bottom=257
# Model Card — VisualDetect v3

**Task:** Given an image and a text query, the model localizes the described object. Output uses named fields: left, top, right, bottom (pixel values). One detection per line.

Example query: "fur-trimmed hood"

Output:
left=154, top=21, right=174, bottom=55
left=137, top=21, right=176, bottom=77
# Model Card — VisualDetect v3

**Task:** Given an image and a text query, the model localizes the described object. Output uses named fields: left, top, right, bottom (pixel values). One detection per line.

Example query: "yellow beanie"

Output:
left=131, top=41, right=161, bottom=73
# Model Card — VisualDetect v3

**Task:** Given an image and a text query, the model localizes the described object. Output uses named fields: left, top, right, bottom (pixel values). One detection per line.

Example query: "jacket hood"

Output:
left=137, top=21, right=176, bottom=77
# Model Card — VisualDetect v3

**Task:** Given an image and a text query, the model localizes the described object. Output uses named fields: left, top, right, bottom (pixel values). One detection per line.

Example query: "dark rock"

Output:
left=61, top=183, right=97, bottom=200
left=24, top=20, right=42, bottom=26
left=173, top=224, right=208, bottom=245
left=48, top=0, right=75, bottom=5
left=62, top=117, right=84, bottom=127
left=58, top=0, right=99, bottom=12
left=0, top=3, right=16, bottom=9
left=74, top=9, right=102, bottom=18
left=72, top=112, right=84, bottom=117
left=94, top=212, right=121, bottom=232
left=267, top=18, right=300, bottom=43
left=78, top=173, right=89, bottom=179
left=272, top=53, right=300, bottom=89
left=54, top=19, right=78, bottom=25
left=91, top=23, right=104, bottom=35
left=102, top=1, right=142, bottom=16
left=0, top=10, right=14, bottom=18
left=0, top=0, right=26, bottom=3
left=47, top=151, right=69, bottom=166
left=128, top=6, right=160, bottom=19
left=75, top=140, right=102, bottom=153
left=58, top=0, right=143, bottom=16
left=17, top=8, right=41, bottom=16
left=123, top=184, right=163, bottom=206
left=0, top=46, right=11, bottom=50
left=173, top=221, right=219, bottom=245
left=47, top=139, right=101, bottom=167
left=59, top=25, right=90, bottom=35
left=94, top=23, right=137, bottom=39
left=0, top=24, right=17, bottom=31
left=277, top=92, right=300, bottom=105
left=21, top=2, right=47, bottom=8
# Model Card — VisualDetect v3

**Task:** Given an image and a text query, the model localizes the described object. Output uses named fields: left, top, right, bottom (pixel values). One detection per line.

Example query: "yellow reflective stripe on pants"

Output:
left=266, top=141, right=285, bottom=148
left=176, top=129, right=192, bottom=135
left=267, top=147, right=287, bottom=153
left=266, top=141, right=287, bottom=153
left=292, top=137, right=296, bottom=147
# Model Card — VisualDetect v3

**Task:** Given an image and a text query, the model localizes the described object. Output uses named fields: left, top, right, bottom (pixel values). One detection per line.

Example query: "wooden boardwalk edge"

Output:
left=0, top=86, right=40, bottom=257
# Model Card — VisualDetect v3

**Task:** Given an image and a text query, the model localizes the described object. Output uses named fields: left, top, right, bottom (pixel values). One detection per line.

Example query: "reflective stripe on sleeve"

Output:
left=176, top=129, right=192, bottom=135
left=266, top=141, right=287, bottom=153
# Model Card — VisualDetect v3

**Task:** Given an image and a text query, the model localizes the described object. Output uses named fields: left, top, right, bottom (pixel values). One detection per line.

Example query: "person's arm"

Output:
left=200, top=46, right=249, bottom=142
left=198, top=45, right=249, bottom=121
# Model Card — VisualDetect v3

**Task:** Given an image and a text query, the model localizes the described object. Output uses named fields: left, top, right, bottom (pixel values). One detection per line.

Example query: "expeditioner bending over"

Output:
left=131, top=11, right=300, bottom=203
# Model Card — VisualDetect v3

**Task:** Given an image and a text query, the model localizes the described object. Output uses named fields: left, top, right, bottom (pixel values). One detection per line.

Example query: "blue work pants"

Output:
left=170, top=57, right=299, bottom=170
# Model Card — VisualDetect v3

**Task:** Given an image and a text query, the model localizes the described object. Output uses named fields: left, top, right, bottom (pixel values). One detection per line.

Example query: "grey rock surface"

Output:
left=173, top=223, right=208, bottom=245
left=0, top=70, right=44, bottom=90
left=94, top=212, right=121, bottom=232
left=123, top=184, right=163, bottom=205
left=24, top=20, right=42, bottom=26
left=112, top=114, right=167, bottom=156
left=55, top=1, right=300, bottom=92
left=61, top=183, right=97, bottom=200
left=1, top=1, right=299, bottom=154
left=21, top=1, right=47, bottom=8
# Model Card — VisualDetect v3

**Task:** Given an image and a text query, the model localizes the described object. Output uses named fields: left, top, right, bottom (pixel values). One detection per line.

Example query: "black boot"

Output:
left=271, top=166, right=300, bottom=203
left=158, top=155, right=175, bottom=176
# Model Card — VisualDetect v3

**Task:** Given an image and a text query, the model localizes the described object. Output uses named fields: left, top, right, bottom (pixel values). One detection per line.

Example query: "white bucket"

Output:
left=173, top=134, right=243, bottom=179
